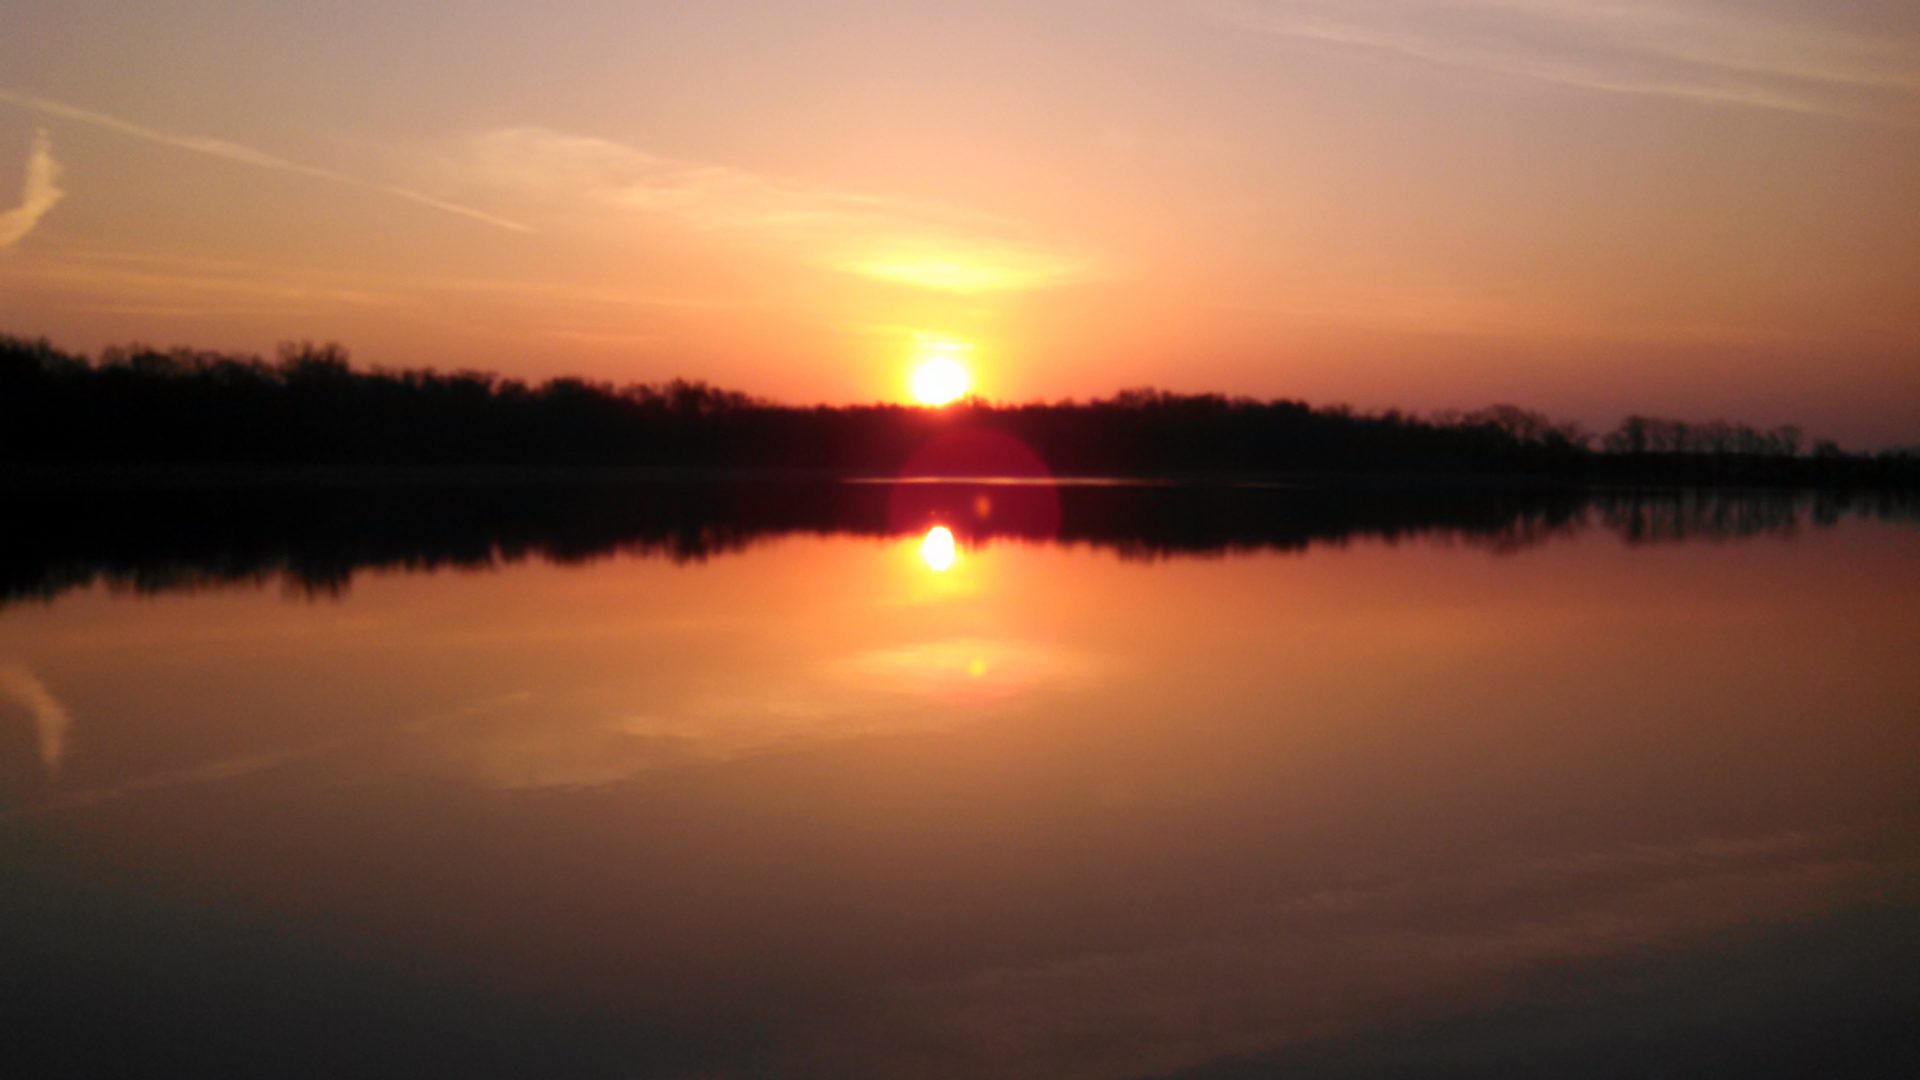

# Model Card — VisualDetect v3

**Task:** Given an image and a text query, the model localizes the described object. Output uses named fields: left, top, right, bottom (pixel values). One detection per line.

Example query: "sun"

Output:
left=909, top=341, right=973, bottom=406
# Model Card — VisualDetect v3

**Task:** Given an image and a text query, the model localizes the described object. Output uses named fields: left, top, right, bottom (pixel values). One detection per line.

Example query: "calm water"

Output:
left=3, top=484, right=1917, bottom=1077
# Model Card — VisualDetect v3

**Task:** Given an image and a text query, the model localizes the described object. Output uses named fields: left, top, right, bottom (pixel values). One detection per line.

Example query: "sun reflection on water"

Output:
left=920, top=525, right=958, bottom=572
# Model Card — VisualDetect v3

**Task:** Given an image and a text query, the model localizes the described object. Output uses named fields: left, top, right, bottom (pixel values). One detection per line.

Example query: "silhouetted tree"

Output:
left=1, top=333, right=1912, bottom=487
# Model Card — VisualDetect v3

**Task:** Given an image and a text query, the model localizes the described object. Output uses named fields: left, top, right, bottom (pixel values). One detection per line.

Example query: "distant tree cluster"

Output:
left=1, top=333, right=1912, bottom=486
left=1601, top=415, right=1806, bottom=457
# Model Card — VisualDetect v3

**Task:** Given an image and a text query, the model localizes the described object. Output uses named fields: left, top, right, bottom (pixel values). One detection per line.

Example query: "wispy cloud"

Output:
left=0, top=246, right=760, bottom=327
left=0, top=248, right=400, bottom=314
left=0, top=89, right=530, bottom=231
left=457, top=127, right=1096, bottom=292
left=1203, top=0, right=1920, bottom=119
left=0, top=128, right=64, bottom=249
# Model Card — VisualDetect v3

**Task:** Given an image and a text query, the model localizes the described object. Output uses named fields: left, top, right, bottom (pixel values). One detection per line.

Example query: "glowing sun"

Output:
left=909, top=342, right=972, bottom=406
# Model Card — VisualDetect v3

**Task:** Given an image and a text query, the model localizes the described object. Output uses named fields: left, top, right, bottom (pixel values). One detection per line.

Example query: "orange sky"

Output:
left=2, top=1, right=1917, bottom=445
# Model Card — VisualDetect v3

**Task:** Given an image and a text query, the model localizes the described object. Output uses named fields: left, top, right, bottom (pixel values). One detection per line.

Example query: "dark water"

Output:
left=2, top=482, right=1917, bottom=1077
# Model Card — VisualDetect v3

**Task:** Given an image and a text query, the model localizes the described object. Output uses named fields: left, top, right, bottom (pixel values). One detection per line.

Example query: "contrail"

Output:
left=0, top=89, right=531, bottom=233
left=0, top=127, right=64, bottom=248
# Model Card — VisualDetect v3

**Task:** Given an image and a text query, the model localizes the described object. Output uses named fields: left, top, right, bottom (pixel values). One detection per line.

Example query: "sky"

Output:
left=1, top=1, right=1917, bottom=444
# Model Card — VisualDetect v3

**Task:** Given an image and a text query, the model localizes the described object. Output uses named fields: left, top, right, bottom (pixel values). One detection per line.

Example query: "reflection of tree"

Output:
left=1594, top=489, right=1918, bottom=545
left=3, top=482, right=1911, bottom=607
left=1598, top=490, right=1802, bottom=544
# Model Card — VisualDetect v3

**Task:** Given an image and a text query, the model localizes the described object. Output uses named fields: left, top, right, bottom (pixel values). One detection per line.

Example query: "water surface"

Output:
left=3, top=485, right=1916, bottom=1077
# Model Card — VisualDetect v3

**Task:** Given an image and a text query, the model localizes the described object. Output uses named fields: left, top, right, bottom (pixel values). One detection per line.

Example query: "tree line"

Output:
left=2, top=334, right=1913, bottom=485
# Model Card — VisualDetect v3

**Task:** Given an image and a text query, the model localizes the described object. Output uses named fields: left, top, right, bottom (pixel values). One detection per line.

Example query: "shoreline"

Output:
left=0, top=462, right=1902, bottom=493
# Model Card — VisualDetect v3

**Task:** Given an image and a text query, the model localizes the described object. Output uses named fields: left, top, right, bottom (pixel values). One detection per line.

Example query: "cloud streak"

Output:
left=457, top=127, right=1095, bottom=292
left=0, top=127, right=64, bottom=248
left=1204, top=0, right=1920, bottom=119
left=0, top=246, right=761, bottom=328
left=0, top=89, right=530, bottom=231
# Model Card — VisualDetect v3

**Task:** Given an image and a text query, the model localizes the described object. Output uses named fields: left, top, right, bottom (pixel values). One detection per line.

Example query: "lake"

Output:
left=3, top=481, right=1917, bottom=1077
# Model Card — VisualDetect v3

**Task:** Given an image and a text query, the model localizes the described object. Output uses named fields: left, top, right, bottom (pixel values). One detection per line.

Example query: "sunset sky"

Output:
left=2, top=1, right=1917, bottom=444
